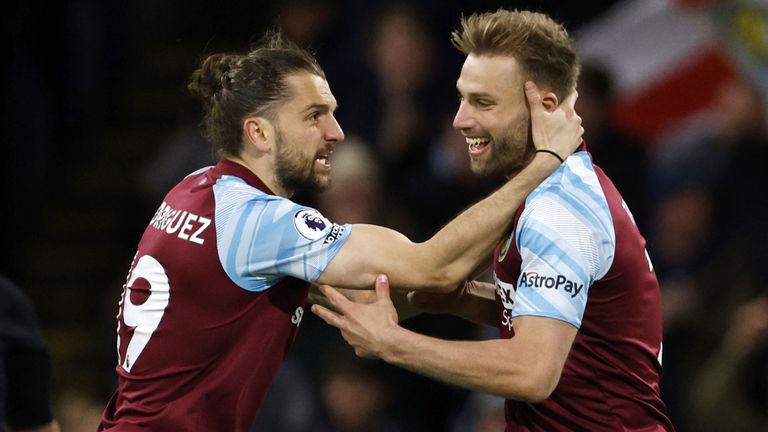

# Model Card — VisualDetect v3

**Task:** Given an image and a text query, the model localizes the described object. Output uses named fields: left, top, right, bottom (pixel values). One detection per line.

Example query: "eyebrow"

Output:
left=461, top=91, right=498, bottom=101
left=301, top=102, right=337, bottom=114
left=456, top=83, right=496, bottom=100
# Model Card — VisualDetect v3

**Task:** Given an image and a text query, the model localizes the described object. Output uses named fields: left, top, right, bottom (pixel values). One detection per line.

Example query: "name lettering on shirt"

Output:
left=149, top=201, right=211, bottom=245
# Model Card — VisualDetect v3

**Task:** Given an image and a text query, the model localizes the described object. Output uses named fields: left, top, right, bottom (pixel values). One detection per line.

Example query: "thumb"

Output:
left=525, top=80, right=547, bottom=150
left=375, top=274, right=391, bottom=301
left=524, top=81, right=543, bottom=115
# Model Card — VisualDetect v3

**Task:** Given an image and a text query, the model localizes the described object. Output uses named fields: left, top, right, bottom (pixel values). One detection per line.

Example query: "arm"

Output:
left=317, top=83, right=582, bottom=291
left=310, top=284, right=421, bottom=323
left=312, top=275, right=576, bottom=402
left=408, top=280, right=498, bottom=326
left=312, top=254, right=495, bottom=321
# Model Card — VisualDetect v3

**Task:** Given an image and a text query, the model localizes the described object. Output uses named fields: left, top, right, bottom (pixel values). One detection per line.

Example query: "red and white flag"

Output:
left=575, top=0, right=767, bottom=144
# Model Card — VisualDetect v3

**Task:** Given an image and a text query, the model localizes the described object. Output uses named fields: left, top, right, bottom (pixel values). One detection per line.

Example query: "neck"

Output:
left=225, top=154, right=294, bottom=198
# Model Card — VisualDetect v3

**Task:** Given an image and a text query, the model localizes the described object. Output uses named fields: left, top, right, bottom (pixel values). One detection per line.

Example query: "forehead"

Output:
left=281, top=72, right=337, bottom=111
left=456, top=54, right=523, bottom=96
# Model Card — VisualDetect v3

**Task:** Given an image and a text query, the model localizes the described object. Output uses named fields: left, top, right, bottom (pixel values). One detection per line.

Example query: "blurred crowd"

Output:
left=4, top=0, right=767, bottom=431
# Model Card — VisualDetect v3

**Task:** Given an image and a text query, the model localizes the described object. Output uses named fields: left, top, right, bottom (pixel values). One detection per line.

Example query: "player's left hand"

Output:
left=311, top=274, right=399, bottom=359
left=526, top=80, right=583, bottom=159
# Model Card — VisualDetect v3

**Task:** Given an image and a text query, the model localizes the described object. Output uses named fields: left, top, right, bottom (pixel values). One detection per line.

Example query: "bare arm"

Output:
left=317, top=83, right=582, bottom=291
left=310, top=284, right=421, bottom=322
left=408, top=280, right=498, bottom=326
left=312, top=275, right=577, bottom=402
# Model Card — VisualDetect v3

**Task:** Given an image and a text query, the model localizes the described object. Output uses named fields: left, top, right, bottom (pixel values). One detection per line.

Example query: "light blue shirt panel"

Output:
left=512, top=152, right=616, bottom=328
left=213, top=175, right=351, bottom=292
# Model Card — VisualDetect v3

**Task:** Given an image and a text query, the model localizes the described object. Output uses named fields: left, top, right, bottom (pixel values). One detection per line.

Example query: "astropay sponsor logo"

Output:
left=520, top=272, right=583, bottom=299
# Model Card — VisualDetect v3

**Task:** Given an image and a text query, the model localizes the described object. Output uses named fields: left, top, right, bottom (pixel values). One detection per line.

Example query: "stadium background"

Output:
left=3, top=0, right=767, bottom=430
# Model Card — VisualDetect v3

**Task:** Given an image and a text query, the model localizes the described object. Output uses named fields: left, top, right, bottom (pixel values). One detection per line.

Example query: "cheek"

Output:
left=490, top=108, right=528, bottom=134
left=507, top=112, right=530, bottom=141
left=284, top=131, right=315, bottom=158
left=299, top=128, right=322, bottom=148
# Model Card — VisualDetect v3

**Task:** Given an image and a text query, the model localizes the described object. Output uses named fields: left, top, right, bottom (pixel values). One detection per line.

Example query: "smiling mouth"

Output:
left=466, top=137, right=491, bottom=157
left=315, top=152, right=332, bottom=169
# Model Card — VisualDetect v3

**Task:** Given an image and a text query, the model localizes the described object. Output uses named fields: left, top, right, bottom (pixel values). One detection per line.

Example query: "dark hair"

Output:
left=451, top=9, right=580, bottom=101
left=187, top=31, right=326, bottom=160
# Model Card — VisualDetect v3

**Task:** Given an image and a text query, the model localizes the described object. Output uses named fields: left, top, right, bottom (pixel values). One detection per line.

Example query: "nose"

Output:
left=452, top=100, right=473, bottom=130
left=325, top=115, right=345, bottom=142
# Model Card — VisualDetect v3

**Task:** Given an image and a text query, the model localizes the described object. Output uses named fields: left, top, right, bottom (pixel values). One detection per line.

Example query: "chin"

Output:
left=470, top=161, right=502, bottom=178
left=309, top=175, right=330, bottom=192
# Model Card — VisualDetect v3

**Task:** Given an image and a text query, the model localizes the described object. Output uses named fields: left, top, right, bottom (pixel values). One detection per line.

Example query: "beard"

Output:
left=274, top=127, right=330, bottom=193
left=470, top=118, right=535, bottom=178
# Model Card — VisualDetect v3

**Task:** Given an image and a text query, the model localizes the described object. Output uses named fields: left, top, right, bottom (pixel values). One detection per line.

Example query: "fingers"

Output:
left=311, top=304, right=344, bottom=328
left=561, top=90, right=579, bottom=113
left=374, top=274, right=391, bottom=300
left=318, top=284, right=353, bottom=310
left=524, top=81, right=542, bottom=113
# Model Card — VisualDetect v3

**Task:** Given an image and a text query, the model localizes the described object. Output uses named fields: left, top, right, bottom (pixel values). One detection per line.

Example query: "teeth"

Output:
left=466, top=137, right=490, bottom=145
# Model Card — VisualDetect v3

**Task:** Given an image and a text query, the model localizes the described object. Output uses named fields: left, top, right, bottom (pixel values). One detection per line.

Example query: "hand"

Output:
left=525, top=81, right=583, bottom=161
left=311, top=274, right=399, bottom=359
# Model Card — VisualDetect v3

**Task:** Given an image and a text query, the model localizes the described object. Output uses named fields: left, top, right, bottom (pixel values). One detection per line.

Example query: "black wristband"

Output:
left=536, top=149, right=565, bottom=164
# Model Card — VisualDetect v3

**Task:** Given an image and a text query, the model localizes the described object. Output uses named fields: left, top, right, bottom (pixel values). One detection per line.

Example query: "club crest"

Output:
left=498, top=231, right=514, bottom=262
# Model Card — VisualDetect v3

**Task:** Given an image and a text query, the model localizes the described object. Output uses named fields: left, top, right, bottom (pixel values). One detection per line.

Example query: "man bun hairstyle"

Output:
left=187, top=30, right=326, bottom=160
left=451, top=9, right=580, bottom=101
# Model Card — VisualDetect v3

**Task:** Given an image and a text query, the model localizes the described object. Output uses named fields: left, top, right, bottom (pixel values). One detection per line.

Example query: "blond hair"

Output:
left=451, top=9, right=580, bottom=101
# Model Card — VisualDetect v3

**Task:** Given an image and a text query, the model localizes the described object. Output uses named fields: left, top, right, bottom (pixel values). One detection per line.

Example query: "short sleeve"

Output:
left=213, top=176, right=351, bottom=292
left=511, top=154, right=616, bottom=328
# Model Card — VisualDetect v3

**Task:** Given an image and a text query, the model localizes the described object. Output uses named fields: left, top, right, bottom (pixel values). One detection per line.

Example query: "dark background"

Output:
left=4, top=1, right=767, bottom=431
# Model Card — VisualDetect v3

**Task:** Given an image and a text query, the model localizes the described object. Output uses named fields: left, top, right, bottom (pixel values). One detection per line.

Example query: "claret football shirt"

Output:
left=494, top=150, right=675, bottom=431
left=100, top=160, right=351, bottom=432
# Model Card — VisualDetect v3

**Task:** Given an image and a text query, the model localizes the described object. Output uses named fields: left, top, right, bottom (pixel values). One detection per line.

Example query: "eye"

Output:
left=475, top=99, right=492, bottom=108
left=308, top=111, right=320, bottom=122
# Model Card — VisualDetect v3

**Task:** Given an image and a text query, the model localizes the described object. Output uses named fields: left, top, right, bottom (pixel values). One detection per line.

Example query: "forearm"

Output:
left=420, top=154, right=560, bottom=287
left=452, top=281, right=498, bottom=326
left=375, top=315, right=574, bottom=402
left=390, top=288, right=422, bottom=322
left=313, top=284, right=575, bottom=402
left=380, top=328, right=548, bottom=402
left=318, top=156, right=559, bottom=291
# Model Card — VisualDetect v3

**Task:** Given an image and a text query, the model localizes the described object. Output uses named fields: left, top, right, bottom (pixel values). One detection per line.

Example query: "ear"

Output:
left=541, top=91, right=559, bottom=113
left=243, top=116, right=274, bottom=153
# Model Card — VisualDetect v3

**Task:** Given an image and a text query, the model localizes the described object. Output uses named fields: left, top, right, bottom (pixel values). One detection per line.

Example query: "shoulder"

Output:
left=212, top=175, right=299, bottom=220
left=522, top=152, right=613, bottom=234
left=517, top=152, right=616, bottom=278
